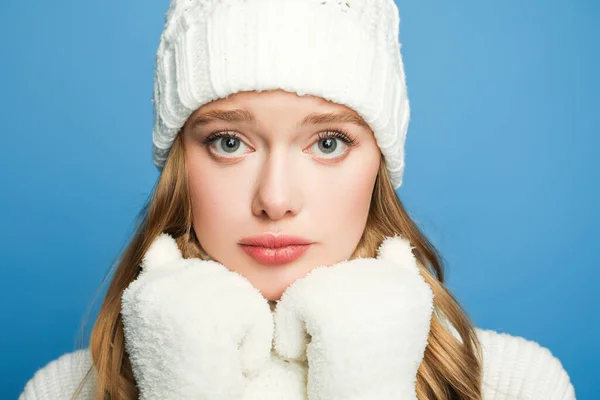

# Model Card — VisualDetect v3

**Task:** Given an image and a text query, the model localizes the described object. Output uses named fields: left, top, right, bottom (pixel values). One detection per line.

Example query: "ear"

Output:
left=140, top=233, right=183, bottom=273
left=376, top=235, right=420, bottom=276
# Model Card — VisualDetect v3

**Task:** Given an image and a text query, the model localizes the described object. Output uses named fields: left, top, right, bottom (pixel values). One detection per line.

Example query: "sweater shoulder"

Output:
left=475, top=328, right=576, bottom=400
left=19, top=348, right=96, bottom=400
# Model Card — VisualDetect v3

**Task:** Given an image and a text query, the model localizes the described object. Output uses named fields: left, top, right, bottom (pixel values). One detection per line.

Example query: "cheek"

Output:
left=311, top=152, right=379, bottom=236
left=312, top=179, right=371, bottom=227
left=186, top=156, right=249, bottom=250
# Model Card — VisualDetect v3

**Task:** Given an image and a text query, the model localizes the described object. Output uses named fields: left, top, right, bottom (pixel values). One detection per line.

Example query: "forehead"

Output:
left=189, top=89, right=371, bottom=130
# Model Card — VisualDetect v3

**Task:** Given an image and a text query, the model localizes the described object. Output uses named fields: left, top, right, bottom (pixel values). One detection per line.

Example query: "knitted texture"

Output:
left=19, top=235, right=577, bottom=400
left=18, top=329, right=576, bottom=400
left=18, top=349, right=95, bottom=400
left=152, top=0, right=410, bottom=189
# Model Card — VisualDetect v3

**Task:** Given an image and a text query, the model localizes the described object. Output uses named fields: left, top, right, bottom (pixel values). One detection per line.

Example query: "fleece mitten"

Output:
left=121, top=233, right=273, bottom=400
left=273, top=235, right=434, bottom=400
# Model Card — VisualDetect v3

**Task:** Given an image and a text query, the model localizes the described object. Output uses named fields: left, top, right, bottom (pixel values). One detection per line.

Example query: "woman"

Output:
left=19, top=0, right=576, bottom=399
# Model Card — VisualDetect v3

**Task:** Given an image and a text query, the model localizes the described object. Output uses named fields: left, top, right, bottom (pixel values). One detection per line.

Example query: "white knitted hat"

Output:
left=152, top=0, right=410, bottom=189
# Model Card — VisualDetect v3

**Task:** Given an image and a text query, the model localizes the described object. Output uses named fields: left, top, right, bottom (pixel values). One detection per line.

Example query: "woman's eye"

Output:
left=309, top=137, right=350, bottom=159
left=204, top=134, right=250, bottom=158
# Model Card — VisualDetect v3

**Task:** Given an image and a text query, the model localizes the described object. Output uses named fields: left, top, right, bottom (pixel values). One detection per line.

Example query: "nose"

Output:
left=251, top=149, right=302, bottom=221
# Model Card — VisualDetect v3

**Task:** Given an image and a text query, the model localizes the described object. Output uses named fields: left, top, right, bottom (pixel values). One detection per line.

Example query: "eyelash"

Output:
left=201, top=128, right=358, bottom=147
left=316, top=129, right=357, bottom=146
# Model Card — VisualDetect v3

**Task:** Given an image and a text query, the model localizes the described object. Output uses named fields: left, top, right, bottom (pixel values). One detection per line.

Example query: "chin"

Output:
left=243, top=262, right=317, bottom=301
left=258, top=285, right=286, bottom=302
left=242, top=267, right=307, bottom=302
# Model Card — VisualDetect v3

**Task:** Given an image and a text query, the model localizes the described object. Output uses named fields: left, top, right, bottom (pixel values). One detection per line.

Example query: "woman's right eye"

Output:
left=202, top=132, right=252, bottom=159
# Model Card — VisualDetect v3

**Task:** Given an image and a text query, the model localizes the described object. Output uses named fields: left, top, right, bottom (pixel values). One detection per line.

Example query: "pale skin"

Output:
left=182, top=89, right=381, bottom=301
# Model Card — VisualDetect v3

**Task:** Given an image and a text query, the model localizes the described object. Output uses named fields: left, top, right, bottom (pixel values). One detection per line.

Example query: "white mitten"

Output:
left=273, top=235, right=434, bottom=400
left=121, top=233, right=274, bottom=400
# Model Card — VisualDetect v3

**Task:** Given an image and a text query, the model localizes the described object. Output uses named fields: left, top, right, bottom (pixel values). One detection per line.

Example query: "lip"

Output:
left=239, top=233, right=313, bottom=248
left=239, top=233, right=313, bottom=266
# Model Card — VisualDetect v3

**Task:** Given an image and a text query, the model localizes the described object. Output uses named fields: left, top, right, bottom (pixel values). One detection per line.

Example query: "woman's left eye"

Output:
left=309, top=130, right=357, bottom=159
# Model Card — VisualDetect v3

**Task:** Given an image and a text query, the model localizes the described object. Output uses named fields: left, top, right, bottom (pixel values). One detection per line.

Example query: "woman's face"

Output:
left=182, top=89, right=381, bottom=300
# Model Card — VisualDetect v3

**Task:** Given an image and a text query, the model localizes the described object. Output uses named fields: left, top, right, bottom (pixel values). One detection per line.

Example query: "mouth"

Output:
left=238, top=233, right=313, bottom=266
left=239, top=244, right=311, bottom=266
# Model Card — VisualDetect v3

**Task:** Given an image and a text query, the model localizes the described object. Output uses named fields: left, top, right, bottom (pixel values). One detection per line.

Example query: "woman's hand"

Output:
left=121, top=233, right=274, bottom=400
left=273, top=235, right=434, bottom=400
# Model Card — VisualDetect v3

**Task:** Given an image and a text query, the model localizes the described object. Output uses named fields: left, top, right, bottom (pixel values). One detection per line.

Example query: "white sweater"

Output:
left=19, top=234, right=576, bottom=400
left=18, top=328, right=576, bottom=400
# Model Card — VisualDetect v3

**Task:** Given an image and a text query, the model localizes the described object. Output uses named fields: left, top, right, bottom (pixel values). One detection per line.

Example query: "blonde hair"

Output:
left=73, top=131, right=483, bottom=399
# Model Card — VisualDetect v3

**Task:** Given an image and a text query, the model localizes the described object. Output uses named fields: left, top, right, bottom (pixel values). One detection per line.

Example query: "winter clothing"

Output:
left=152, top=0, right=411, bottom=189
left=19, top=233, right=576, bottom=400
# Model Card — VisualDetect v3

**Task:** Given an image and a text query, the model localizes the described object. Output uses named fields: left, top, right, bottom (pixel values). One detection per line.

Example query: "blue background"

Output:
left=1, top=0, right=598, bottom=398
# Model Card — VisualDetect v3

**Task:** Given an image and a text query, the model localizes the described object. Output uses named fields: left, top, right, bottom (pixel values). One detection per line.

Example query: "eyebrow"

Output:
left=191, top=108, right=370, bottom=130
